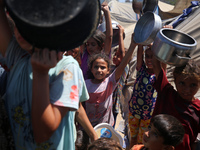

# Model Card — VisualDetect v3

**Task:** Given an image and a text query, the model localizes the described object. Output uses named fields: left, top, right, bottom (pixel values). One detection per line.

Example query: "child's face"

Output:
left=91, top=58, right=109, bottom=82
left=86, top=38, right=102, bottom=55
left=143, top=124, right=166, bottom=150
left=145, top=48, right=153, bottom=69
left=14, top=27, right=33, bottom=53
left=175, top=75, right=200, bottom=101
left=113, top=49, right=122, bottom=66
left=67, top=47, right=80, bottom=58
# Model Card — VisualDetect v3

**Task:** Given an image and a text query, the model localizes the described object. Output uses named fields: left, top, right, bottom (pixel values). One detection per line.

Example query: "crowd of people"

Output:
left=0, top=1, right=200, bottom=150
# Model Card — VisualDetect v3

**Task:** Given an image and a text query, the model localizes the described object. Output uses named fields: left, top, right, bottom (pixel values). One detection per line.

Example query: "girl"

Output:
left=128, top=45, right=161, bottom=148
left=81, top=3, right=113, bottom=80
left=85, top=34, right=137, bottom=127
left=128, top=25, right=171, bottom=148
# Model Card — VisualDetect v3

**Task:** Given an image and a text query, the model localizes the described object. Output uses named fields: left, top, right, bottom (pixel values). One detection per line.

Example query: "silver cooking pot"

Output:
left=152, top=28, right=197, bottom=66
left=133, top=12, right=162, bottom=45
left=132, top=0, right=158, bottom=14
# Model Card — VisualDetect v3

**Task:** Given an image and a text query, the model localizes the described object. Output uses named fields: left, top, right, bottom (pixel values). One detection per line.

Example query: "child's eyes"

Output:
left=191, top=83, right=198, bottom=87
left=179, top=81, right=185, bottom=85
left=100, top=66, right=106, bottom=69
left=153, top=132, right=158, bottom=138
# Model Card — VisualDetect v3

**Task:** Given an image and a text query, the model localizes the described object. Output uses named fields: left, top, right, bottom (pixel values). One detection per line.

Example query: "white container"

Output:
left=93, top=123, right=123, bottom=147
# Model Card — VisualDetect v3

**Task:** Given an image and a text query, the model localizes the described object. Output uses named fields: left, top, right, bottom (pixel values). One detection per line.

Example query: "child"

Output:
left=0, top=2, right=92, bottom=150
left=85, top=34, right=137, bottom=127
left=112, top=24, right=129, bottom=127
left=128, top=25, right=171, bottom=148
left=64, top=46, right=81, bottom=66
left=128, top=44, right=162, bottom=148
left=87, top=137, right=123, bottom=150
left=81, top=3, right=113, bottom=80
left=152, top=57, right=200, bottom=150
left=132, top=114, right=185, bottom=150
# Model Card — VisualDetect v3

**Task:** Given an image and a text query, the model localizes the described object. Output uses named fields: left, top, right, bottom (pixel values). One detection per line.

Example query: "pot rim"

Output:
left=5, top=0, right=88, bottom=27
left=159, top=28, right=197, bottom=48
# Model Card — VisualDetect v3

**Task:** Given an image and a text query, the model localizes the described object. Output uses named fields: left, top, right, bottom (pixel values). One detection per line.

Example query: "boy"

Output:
left=132, top=114, right=185, bottom=150
left=152, top=57, right=200, bottom=150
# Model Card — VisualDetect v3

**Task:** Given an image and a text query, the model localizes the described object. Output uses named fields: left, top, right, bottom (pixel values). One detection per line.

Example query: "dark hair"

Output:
left=87, top=137, right=123, bottom=150
left=151, top=114, right=185, bottom=147
left=75, top=130, right=90, bottom=150
left=173, top=59, right=200, bottom=81
left=92, top=29, right=106, bottom=48
left=87, top=53, right=111, bottom=79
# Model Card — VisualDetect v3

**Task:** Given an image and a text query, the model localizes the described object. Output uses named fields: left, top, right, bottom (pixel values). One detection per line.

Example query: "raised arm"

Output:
left=0, top=1, right=13, bottom=56
left=117, top=24, right=125, bottom=58
left=115, top=34, right=137, bottom=81
left=31, top=49, right=68, bottom=143
left=101, top=3, right=113, bottom=56
left=75, top=103, right=98, bottom=142
left=152, top=55, right=162, bottom=78
left=136, top=45, right=144, bottom=70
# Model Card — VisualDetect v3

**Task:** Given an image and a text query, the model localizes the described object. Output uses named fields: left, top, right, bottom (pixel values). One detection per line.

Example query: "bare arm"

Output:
left=152, top=55, right=162, bottom=79
left=152, top=25, right=172, bottom=78
left=117, top=24, right=125, bottom=58
left=75, top=103, right=98, bottom=142
left=0, top=2, right=13, bottom=56
left=115, top=34, right=137, bottom=81
left=136, top=45, right=144, bottom=70
left=101, top=4, right=113, bottom=56
left=31, top=49, right=68, bottom=143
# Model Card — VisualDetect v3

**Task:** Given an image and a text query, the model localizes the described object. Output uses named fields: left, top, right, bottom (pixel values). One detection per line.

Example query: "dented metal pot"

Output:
left=152, top=28, right=197, bottom=66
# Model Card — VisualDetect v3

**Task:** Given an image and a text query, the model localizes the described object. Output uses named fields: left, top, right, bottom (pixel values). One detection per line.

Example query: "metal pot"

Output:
left=132, top=0, right=158, bottom=14
left=98, top=20, right=125, bottom=47
left=5, top=0, right=101, bottom=51
left=152, top=28, right=197, bottom=66
left=133, top=12, right=162, bottom=45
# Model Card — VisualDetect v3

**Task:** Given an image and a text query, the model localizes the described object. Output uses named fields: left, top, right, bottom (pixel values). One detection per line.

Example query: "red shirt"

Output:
left=153, top=69, right=200, bottom=150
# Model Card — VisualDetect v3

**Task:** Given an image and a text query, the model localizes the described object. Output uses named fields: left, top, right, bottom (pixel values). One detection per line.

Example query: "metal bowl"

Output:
left=152, top=28, right=197, bottom=66
left=133, top=12, right=162, bottom=45
left=132, top=0, right=158, bottom=14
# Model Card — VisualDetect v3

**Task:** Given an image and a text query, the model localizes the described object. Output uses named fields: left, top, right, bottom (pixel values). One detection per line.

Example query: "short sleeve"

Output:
left=49, top=56, right=89, bottom=110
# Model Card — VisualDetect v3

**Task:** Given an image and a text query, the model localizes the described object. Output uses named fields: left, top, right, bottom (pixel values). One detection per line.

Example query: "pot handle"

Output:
left=176, top=54, right=191, bottom=60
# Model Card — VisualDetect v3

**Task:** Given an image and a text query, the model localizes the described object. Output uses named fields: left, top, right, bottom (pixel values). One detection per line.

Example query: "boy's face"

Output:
left=175, top=75, right=200, bottom=101
left=143, top=124, right=167, bottom=150
left=113, top=49, right=122, bottom=66
left=67, top=47, right=80, bottom=58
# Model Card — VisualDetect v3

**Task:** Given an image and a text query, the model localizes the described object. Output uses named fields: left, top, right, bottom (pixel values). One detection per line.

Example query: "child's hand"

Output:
left=117, top=24, right=124, bottom=35
left=31, top=48, right=63, bottom=74
left=163, top=25, right=173, bottom=29
left=101, top=3, right=109, bottom=13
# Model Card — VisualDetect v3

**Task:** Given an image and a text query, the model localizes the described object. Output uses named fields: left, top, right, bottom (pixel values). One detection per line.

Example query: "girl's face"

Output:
left=143, top=124, right=166, bottom=150
left=14, top=27, right=33, bottom=53
left=175, top=75, right=200, bottom=101
left=145, top=48, right=153, bottom=69
left=86, top=38, right=102, bottom=55
left=91, top=58, right=109, bottom=83
left=113, top=49, right=122, bottom=67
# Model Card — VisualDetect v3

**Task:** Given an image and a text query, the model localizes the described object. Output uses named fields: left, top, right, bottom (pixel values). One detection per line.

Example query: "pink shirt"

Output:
left=85, top=71, right=117, bottom=127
